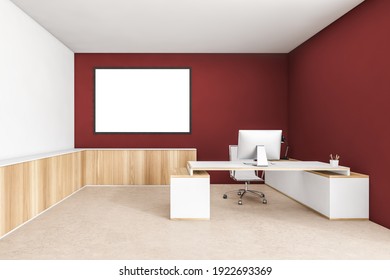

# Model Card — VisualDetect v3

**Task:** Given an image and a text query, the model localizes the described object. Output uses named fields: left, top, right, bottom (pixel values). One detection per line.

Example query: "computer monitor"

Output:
left=237, top=130, right=282, bottom=161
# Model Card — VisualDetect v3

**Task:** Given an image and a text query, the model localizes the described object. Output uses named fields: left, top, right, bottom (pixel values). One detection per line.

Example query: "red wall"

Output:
left=289, top=0, right=390, bottom=228
left=75, top=54, right=288, bottom=183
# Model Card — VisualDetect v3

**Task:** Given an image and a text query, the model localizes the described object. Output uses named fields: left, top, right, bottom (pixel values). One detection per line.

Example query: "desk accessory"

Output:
left=281, top=135, right=289, bottom=160
left=329, top=154, right=340, bottom=167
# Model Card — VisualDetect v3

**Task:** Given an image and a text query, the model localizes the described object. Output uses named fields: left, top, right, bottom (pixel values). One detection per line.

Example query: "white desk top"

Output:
left=187, top=160, right=350, bottom=175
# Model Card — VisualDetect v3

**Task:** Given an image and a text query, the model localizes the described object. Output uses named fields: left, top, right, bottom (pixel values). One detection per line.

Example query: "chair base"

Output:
left=223, top=185, right=267, bottom=205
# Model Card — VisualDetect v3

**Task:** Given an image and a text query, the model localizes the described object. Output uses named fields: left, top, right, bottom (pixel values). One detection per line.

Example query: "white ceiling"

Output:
left=10, top=0, right=364, bottom=53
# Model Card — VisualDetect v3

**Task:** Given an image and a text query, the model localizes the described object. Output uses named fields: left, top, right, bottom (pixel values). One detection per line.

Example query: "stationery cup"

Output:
left=330, top=160, right=339, bottom=167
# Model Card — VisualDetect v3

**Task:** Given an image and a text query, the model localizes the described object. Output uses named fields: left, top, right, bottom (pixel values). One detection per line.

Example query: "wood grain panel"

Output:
left=22, top=162, right=34, bottom=222
left=7, top=164, right=25, bottom=232
left=145, top=150, right=163, bottom=184
left=0, top=151, right=84, bottom=237
left=96, top=150, right=112, bottom=185
left=129, top=150, right=146, bottom=184
left=0, top=163, right=28, bottom=235
left=112, top=150, right=129, bottom=184
left=161, top=150, right=197, bottom=183
left=30, top=158, right=45, bottom=213
left=0, top=149, right=195, bottom=237
left=0, top=166, right=9, bottom=236
left=90, top=149, right=197, bottom=185
left=83, top=150, right=98, bottom=185
left=74, top=152, right=83, bottom=190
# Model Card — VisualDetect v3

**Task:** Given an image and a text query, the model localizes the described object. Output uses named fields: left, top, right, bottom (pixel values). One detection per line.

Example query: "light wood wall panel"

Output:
left=129, top=150, right=146, bottom=184
left=0, top=149, right=195, bottom=237
left=89, top=149, right=196, bottom=185
left=83, top=150, right=98, bottom=185
left=2, top=163, right=28, bottom=234
left=0, top=152, right=83, bottom=237
left=0, top=167, right=5, bottom=235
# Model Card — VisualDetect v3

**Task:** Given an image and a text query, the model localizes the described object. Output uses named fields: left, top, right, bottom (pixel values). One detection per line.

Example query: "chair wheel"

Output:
left=223, top=194, right=227, bottom=199
left=238, top=200, right=243, bottom=205
left=237, top=192, right=242, bottom=196
left=260, top=193, right=265, bottom=198
left=262, top=199, right=267, bottom=204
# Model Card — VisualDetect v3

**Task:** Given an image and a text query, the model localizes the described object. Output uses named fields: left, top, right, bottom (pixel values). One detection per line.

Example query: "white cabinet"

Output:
left=265, top=170, right=369, bottom=219
left=170, top=168, right=210, bottom=220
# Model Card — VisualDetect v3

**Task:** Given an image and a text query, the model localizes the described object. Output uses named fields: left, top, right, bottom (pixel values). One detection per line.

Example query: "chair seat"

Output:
left=226, top=145, right=267, bottom=205
left=232, top=171, right=264, bottom=182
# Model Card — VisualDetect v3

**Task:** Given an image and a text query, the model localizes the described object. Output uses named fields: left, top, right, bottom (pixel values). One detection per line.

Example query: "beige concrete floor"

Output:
left=0, top=185, right=389, bottom=260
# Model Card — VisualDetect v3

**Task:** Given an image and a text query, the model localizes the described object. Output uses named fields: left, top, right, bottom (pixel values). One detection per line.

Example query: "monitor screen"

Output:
left=237, top=130, right=282, bottom=160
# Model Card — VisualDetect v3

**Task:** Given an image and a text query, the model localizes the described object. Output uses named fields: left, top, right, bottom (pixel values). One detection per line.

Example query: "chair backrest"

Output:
left=229, top=145, right=239, bottom=161
left=229, top=145, right=262, bottom=181
left=228, top=145, right=238, bottom=177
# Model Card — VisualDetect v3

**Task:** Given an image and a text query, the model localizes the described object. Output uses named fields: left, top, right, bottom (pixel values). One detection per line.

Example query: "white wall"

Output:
left=0, top=0, right=74, bottom=160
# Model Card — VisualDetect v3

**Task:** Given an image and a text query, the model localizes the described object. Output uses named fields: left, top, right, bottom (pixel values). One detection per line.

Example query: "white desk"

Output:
left=170, top=168, right=210, bottom=220
left=186, top=160, right=351, bottom=176
left=176, top=160, right=368, bottom=219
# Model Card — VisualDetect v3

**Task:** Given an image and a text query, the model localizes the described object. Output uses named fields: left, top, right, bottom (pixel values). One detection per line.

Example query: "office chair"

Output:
left=223, top=145, right=267, bottom=205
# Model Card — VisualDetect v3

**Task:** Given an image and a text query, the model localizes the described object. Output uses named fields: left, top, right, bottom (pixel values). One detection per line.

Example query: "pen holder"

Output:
left=330, top=160, right=339, bottom=167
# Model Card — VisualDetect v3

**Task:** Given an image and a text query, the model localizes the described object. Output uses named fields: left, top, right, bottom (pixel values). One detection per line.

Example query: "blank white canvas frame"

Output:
left=94, top=68, right=191, bottom=133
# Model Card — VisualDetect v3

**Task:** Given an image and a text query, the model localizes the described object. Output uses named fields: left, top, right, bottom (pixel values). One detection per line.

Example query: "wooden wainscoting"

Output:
left=83, top=149, right=197, bottom=185
left=0, top=149, right=196, bottom=237
left=0, top=152, right=83, bottom=237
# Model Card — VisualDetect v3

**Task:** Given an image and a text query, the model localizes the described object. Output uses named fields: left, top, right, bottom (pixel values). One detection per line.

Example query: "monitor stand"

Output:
left=256, top=145, right=268, bottom=167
